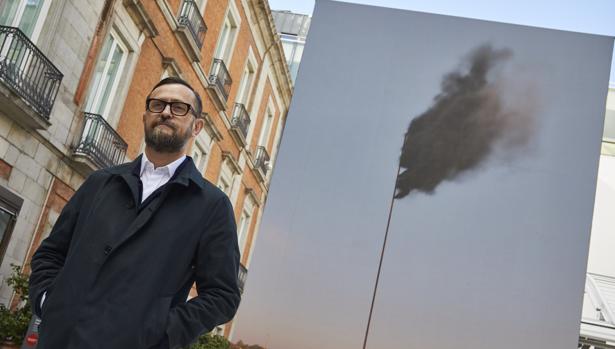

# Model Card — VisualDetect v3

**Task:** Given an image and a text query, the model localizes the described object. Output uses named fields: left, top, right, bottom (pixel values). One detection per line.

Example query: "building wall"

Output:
left=585, top=87, right=615, bottom=277
left=0, top=1, right=293, bottom=333
left=271, top=10, right=311, bottom=83
left=0, top=0, right=107, bottom=304
left=578, top=87, right=615, bottom=346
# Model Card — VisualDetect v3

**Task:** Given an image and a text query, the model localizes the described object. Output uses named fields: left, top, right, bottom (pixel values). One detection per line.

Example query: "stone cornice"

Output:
left=249, top=0, right=293, bottom=108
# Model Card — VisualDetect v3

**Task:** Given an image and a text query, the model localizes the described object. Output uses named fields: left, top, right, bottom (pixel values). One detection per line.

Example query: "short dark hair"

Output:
left=147, top=76, right=202, bottom=118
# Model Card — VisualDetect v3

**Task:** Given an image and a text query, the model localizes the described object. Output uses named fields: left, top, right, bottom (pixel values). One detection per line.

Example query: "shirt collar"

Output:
left=140, top=152, right=186, bottom=178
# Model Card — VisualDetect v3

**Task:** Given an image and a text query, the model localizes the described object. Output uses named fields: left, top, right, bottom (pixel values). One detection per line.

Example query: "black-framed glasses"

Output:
left=146, top=98, right=194, bottom=116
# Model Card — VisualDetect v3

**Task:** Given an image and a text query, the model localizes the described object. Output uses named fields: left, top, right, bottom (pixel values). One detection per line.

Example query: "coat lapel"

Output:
left=110, top=155, right=142, bottom=208
left=108, top=192, right=167, bottom=254
left=102, top=155, right=205, bottom=260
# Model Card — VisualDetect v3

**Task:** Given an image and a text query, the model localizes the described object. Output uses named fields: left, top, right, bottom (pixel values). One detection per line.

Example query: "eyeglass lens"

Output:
left=148, top=99, right=190, bottom=116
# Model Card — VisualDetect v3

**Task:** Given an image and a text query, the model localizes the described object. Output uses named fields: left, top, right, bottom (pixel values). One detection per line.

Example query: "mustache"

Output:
left=153, top=120, right=177, bottom=130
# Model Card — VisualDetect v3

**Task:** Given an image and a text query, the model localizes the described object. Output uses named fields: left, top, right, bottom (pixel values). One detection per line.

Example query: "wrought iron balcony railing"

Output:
left=177, top=0, right=207, bottom=48
left=238, top=263, right=247, bottom=294
left=231, top=103, right=251, bottom=142
left=73, top=112, right=127, bottom=169
left=209, top=58, right=232, bottom=102
left=0, top=25, right=63, bottom=121
left=254, top=145, right=270, bottom=176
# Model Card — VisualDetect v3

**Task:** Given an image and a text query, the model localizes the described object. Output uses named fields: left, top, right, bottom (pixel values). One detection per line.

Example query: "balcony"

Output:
left=73, top=112, right=127, bottom=171
left=580, top=273, right=615, bottom=348
left=230, top=103, right=251, bottom=146
left=254, top=145, right=270, bottom=180
left=208, top=58, right=232, bottom=108
left=238, top=263, right=247, bottom=294
left=175, top=0, right=207, bottom=61
left=0, top=26, right=63, bottom=129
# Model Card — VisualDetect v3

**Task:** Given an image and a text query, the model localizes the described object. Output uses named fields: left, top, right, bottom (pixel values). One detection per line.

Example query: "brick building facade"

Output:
left=0, top=0, right=292, bottom=339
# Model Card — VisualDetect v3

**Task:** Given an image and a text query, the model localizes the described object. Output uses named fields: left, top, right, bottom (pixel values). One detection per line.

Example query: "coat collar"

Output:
left=106, top=154, right=206, bottom=190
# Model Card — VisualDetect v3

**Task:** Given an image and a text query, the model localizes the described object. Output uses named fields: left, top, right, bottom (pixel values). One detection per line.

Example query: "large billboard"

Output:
left=232, top=1, right=614, bottom=348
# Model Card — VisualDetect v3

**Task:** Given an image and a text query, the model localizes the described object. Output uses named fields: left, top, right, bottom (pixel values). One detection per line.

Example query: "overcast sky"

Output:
left=268, top=0, right=615, bottom=84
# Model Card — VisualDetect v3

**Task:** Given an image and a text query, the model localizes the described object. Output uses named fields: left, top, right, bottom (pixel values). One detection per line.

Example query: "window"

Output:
left=0, top=0, right=50, bottom=42
left=237, top=198, right=254, bottom=254
left=258, top=107, right=274, bottom=147
left=0, top=185, right=23, bottom=264
left=191, top=141, right=208, bottom=173
left=213, top=5, right=239, bottom=63
left=217, top=161, right=235, bottom=196
left=236, top=61, right=255, bottom=105
left=217, top=176, right=231, bottom=195
left=191, top=124, right=213, bottom=174
left=84, top=29, right=129, bottom=119
left=280, top=34, right=305, bottom=83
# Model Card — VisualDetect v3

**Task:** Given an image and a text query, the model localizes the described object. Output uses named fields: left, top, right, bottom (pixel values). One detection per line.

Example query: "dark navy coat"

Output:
left=29, top=156, right=241, bottom=349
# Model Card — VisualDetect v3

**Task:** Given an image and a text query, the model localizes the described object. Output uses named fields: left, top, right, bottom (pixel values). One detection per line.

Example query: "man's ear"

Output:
left=192, top=117, right=204, bottom=137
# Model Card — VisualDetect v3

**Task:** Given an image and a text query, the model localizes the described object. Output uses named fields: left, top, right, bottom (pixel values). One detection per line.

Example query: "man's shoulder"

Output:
left=180, top=158, right=229, bottom=203
left=193, top=176, right=229, bottom=203
left=76, top=162, right=133, bottom=190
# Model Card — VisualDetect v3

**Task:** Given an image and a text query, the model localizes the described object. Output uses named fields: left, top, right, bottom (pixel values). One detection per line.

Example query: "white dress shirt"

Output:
left=140, top=152, right=186, bottom=202
left=40, top=153, right=186, bottom=311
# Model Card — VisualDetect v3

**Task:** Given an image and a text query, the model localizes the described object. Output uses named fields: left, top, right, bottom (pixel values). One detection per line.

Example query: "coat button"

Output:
left=104, top=245, right=112, bottom=255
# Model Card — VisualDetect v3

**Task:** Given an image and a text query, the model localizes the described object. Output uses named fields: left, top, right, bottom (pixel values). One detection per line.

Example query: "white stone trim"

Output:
left=240, top=0, right=264, bottom=57
left=155, top=0, right=178, bottom=31
left=258, top=97, right=276, bottom=147
left=266, top=66, right=284, bottom=121
left=267, top=103, right=285, bottom=183
left=192, top=61, right=210, bottom=90
left=244, top=202, right=264, bottom=268
left=243, top=46, right=259, bottom=107
left=213, top=0, right=241, bottom=65
left=246, top=56, right=270, bottom=142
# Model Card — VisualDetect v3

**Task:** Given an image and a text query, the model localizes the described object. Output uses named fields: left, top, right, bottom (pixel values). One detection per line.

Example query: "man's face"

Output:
left=143, top=83, right=202, bottom=153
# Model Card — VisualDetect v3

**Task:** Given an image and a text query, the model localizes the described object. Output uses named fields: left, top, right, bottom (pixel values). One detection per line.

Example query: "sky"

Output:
left=268, top=0, right=615, bottom=84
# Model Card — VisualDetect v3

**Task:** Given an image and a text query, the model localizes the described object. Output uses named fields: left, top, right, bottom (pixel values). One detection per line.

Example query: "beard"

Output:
left=144, top=119, right=193, bottom=153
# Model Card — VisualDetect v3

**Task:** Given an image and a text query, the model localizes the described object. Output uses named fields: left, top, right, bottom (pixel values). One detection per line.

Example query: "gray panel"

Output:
left=232, top=1, right=613, bottom=349
left=232, top=2, right=404, bottom=348
left=350, top=2, right=612, bottom=349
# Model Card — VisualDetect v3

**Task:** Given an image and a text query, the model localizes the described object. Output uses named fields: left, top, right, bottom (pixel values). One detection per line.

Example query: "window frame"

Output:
left=0, top=185, right=23, bottom=264
left=191, top=140, right=208, bottom=173
left=217, top=160, right=235, bottom=197
left=212, top=0, right=241, bottom=64
left=236, top=61, right=255, bottom=105
left=0, top=0, right=51, bottom=43
left=81, top=3, right=143, bottom=129
left=83, top=27, right=130, bottom=121
left=237, top=198, right=254, bottom=254
left=258, top=104, right=274, bottom=148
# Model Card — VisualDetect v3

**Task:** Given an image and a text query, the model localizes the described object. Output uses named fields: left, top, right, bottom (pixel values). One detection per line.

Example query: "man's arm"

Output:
left=28, top=176, right=89, bottom=317
left=164, top=196, right=241, bottom=349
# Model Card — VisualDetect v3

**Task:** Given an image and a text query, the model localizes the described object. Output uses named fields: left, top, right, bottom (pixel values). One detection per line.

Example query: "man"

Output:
left=28, top=77, right=241, bottom=349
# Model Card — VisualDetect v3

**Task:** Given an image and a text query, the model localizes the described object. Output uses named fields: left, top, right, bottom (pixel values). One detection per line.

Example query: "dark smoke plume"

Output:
left=395, top=44, right=535, bottom=199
